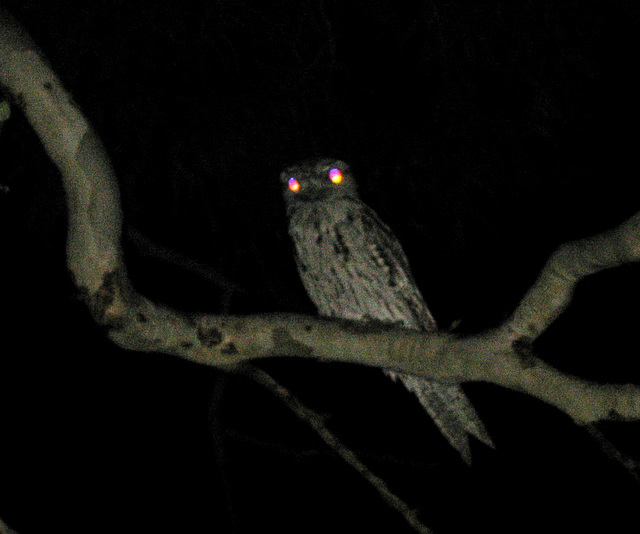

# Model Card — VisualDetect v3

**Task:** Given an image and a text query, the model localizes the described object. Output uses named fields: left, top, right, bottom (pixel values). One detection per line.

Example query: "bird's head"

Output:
left=280, top=158, right=359, bottom=216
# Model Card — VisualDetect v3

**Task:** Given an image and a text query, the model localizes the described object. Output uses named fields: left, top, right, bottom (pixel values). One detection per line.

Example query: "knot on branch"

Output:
left=82, top=267, right=137, bottom=329
left=512, top=337, right=539, bottom=369
left=609, top=383, right=640, bottom=421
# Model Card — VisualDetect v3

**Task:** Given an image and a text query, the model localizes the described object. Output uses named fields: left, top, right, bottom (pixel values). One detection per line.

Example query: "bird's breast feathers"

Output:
left=288, top=199, right=434, bottom=329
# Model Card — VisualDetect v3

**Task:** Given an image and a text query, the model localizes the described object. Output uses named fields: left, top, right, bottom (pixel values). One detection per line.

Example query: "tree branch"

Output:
left=2, top=3, right=640, bottom=436
left=0, top=516, right=18, bottom=534
left=503, top=211, right=640, bottom=341
left=239, top=364, right=433, bottom=534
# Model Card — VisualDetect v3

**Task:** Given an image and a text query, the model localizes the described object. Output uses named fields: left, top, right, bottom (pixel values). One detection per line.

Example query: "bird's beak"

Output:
left=298, top=184, right=330, bottom=201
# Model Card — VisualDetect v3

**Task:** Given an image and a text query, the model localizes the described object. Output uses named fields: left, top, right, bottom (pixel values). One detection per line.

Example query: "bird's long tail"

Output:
left=390, top=372, right=493, bottom=463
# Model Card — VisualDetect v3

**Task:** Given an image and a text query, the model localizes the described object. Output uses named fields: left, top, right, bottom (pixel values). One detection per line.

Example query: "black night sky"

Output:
left=1, top=2, right=640, bottom=533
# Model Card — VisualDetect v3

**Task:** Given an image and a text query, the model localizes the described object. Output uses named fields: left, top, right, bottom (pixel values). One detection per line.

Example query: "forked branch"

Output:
left=1, top=4, right=640, bottom=429
left=3, top=6, right=640, bottom=534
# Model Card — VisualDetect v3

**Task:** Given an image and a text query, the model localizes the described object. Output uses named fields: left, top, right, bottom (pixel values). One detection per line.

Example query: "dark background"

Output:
left=1, top=1, right=640, bottom=532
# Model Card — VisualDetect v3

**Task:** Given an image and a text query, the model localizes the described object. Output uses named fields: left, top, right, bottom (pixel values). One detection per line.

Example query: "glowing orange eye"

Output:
left=328, top=168, right=343, bottom=184
left=288, top=177, right=301, bottom=192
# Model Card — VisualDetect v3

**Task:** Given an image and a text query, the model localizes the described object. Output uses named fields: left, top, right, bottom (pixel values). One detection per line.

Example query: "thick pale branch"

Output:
left=3, top=6, right=640, bottom=429
left=503, top=211, right=640, bottom=341
left=0, top=6, right=122, bottom=294
left=447, top=332, right=640, bottom=423
left=88, top=273, right=640, bottom=424
left=0, top=516, right=18, bottom=534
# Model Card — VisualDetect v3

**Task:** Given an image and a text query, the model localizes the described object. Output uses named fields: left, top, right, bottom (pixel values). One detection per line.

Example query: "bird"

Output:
left=280, top=157, right=492, bottom=463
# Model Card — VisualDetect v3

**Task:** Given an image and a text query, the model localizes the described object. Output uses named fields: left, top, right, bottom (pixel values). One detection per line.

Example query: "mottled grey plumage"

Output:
left=281, top=157, right=492, bottom=462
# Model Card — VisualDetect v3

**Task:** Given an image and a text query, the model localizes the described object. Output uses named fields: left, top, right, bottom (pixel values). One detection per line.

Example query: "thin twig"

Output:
left=583, top=423, right=640, bottom=484
left=208, top=373, right=239, bottom=531
left=126, top=225, right=245, bottom=295
left=221, top=427, right=440, bottom=469
left=237, top=363, right=434, bottom=534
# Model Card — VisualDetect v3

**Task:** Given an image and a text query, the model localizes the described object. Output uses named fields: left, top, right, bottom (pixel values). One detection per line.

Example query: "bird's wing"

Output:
left=290, top=201, right=492, bottom=461
left=342, top=206, right=494, bottom=461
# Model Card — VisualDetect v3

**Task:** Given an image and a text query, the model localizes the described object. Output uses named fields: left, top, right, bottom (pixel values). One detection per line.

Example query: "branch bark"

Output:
left=502, top=212, right=640, bottom=341
left=2, top=5, right=640, bottom=432
left=4, top=7, right=640, bottom=534
left=0, top=516, right=17, bottom=534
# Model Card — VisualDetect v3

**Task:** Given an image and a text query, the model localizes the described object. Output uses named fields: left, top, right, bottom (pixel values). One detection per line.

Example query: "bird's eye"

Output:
left=288, top=177, right=301, bottom=193
left=328, top=168, right=343, bottom=184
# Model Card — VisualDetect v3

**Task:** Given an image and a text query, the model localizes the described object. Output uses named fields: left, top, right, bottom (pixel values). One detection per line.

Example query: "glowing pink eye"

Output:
left=288, top=177, right=301, bottom=192
left=329, top=168, right=343, bottom=184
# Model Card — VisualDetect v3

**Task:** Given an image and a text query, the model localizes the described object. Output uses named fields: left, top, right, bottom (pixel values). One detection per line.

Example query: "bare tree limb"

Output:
left=583, top=423, right=640, bottom=483
left=126, top=225, right=245, bottom=296
left=239, top=364, right=434, bottom=534
left=4, top=6, right=640, bottom=533
left=0, top=515, right=18, bottom=534
left=2, top=4, right=640, bottom=429
left=2, top=0, right=640, bottom=441
left=503, top=212, right=640, bottom=341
